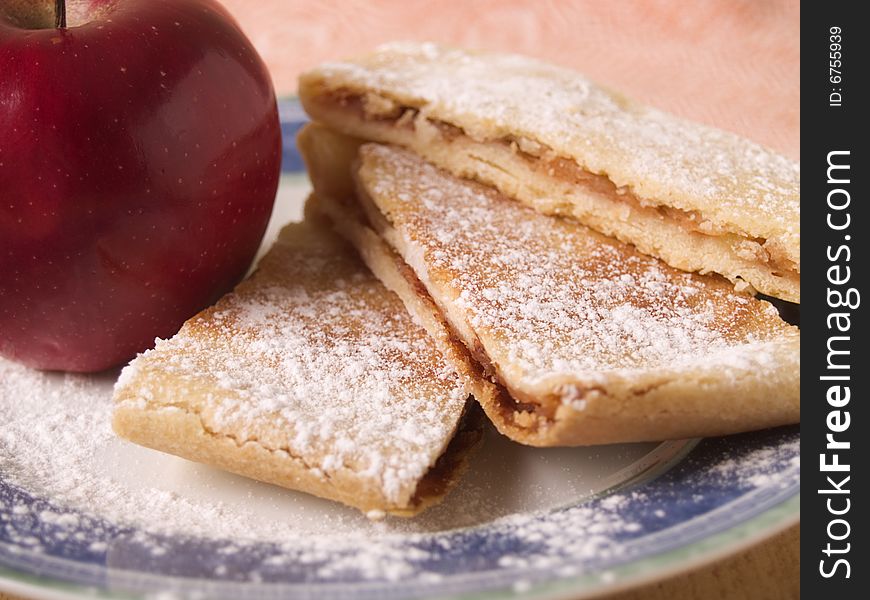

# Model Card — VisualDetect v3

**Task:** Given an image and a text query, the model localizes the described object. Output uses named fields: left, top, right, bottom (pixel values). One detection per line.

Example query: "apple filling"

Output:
left=405, top=399, right=483, bottom=513
left=321, top=90, right=799, bottom=284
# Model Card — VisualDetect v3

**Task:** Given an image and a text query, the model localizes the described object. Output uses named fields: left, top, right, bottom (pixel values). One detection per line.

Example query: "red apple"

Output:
left=0, top=0, right=281, bottom=372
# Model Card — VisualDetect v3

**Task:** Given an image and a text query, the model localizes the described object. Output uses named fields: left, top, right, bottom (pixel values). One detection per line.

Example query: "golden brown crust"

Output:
left=299, top=43, right=800, bottom=302
left=112, top=388, right=391, bottom=513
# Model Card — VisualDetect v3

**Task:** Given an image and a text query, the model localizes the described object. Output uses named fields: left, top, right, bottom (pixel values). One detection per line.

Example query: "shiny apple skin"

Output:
left=0, top=0, right=281, bottom=372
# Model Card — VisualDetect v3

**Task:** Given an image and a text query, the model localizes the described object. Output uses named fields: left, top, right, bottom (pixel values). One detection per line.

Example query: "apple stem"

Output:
left=55, top=0, right=67, bottom=28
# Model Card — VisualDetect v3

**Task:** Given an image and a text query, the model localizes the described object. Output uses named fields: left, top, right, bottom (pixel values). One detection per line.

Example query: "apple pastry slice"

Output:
left=299, top=43, right=800, bottom=303
left=112, top=209, right=482, bottom=516
left=299, top=125, right=800, bottom=446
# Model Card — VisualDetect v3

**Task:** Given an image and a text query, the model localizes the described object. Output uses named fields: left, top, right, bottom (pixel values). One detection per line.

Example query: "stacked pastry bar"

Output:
left=297, top=43, right=800, bottom=447
left=299, top=43, right=800, bottom=303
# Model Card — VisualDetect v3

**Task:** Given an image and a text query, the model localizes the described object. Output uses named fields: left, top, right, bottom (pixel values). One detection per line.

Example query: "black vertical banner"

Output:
left=802, top=2, right=868, bottom=597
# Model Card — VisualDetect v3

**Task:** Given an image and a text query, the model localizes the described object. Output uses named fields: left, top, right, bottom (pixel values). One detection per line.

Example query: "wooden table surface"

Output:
left=1, top=2, right=799, bottom=598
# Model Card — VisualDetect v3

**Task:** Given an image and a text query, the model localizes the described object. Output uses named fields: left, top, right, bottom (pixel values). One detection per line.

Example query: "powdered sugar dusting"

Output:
left=302, top=42, right=800, bottom=255
left=709, top=437, right=800, bottom=489
left=359, top=145, right=798, bottom=391
left=0, top=355, right=798, bottom=589
left=0, top=357, right=646, bottom=577
left=115, top=222, right=469, bottom=507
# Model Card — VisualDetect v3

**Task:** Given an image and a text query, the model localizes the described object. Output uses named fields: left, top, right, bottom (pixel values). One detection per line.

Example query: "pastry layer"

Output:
left=113, top=213, right=482, bottom=515
left=306, top=133, right=800, bottom=445
left=299, top=42, right=800, bottom=302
